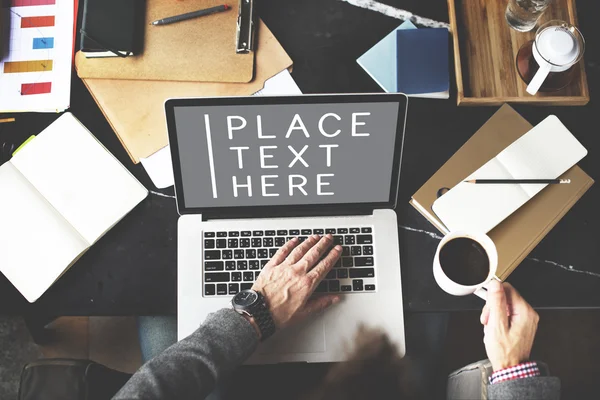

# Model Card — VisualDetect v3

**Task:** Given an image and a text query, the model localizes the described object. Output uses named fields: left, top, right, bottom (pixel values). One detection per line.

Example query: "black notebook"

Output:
left=81, top=0, right=145, bottom=58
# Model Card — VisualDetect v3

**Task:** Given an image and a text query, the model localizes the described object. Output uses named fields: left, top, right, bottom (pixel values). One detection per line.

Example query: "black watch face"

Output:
left=234, top=290, right=258, bottom=307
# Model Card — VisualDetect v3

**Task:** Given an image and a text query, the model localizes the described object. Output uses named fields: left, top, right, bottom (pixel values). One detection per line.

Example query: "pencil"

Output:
left=0, top=118, right=16, bottom=124
left=151, top=5, right=231, bottom=26
left=465, top=179, right=571, bottom=184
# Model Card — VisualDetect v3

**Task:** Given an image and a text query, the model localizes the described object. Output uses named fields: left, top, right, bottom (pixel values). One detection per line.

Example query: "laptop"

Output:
left=166, top=93, right=408, bottom=364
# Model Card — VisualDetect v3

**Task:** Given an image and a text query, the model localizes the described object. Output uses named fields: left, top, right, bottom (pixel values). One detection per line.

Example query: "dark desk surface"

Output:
left=1, top=0, right=599, bottom=316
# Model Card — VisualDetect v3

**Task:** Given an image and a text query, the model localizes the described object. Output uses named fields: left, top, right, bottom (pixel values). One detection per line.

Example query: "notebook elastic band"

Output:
left=80, top=30, right=132, bottom=58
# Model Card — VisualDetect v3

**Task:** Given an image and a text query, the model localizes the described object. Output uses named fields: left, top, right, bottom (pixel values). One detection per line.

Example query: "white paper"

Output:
left=12, top=113, right=148, bottom=244
left=253, top=69, right=303, bottom=96
left=140, top=145, right=175, bottom=189
left=432, top=116, right=588, bottom=233
left=142, top=69, right=303, bottom=189
left=0, top=0, right=74, bottom=112
left=0, top=162, right=88, bottom=303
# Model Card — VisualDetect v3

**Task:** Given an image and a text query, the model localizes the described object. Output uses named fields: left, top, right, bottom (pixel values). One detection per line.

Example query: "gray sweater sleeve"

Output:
left=487, top=376, right=561, bottom=400
left=113, top=308, right=259, bottom=400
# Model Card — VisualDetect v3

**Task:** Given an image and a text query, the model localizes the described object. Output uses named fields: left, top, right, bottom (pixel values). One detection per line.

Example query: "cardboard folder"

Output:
left=410, top=104, right=594, bottom=280
left=81, top=21, right=292, bottom=163
left=75, top=0, right=254, bottom=83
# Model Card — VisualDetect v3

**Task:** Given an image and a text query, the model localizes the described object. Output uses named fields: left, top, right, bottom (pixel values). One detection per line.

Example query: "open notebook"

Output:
left=0, top=113, right=148, bottom=302
left=432, top=115, right=588, bottom=233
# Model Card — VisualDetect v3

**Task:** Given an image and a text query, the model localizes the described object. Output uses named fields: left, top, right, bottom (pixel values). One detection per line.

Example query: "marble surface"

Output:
left=0, top=0, right=598, bottom=314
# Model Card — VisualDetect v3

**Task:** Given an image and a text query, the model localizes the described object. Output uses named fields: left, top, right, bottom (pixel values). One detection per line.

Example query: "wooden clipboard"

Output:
left=75, top=0, right=254, bottom=83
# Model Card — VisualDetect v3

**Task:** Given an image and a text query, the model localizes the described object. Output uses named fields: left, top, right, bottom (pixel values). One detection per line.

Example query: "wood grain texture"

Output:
left=448, top=0, right=589, bottom=106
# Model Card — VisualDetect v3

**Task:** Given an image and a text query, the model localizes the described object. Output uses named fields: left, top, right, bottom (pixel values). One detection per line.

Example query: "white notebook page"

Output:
left=432, top=116, right=588, bottom=233
left=0, top=162, right=88, bottom=303
left=11, top=113, right=148, bottom=244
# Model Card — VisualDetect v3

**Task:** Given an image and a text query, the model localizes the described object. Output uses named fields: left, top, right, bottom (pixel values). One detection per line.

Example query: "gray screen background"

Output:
left=174, top=102, right=400, bottom=208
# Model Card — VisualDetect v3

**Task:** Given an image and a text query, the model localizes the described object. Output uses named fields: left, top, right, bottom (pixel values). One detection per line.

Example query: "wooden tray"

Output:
left=448, top=0, right=589, bottom=106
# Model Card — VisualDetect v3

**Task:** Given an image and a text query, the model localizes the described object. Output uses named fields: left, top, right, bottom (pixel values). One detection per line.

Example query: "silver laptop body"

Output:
left=166, top=93, right=408, bottom=363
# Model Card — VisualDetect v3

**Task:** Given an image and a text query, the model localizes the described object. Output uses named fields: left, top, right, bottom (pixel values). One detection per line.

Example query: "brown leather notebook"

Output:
left=81, top=20, right=292, bottom=163
left=75, top=0, right=254, bottom=83
left=410, top=104, right=593, bottom=280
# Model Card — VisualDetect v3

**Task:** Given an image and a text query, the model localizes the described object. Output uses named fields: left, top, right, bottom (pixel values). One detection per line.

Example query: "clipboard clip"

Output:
left=236, top=0, right=256, bottom=53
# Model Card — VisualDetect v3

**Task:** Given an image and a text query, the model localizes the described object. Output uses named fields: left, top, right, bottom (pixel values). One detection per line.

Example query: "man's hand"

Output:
left=480, top=280, right=539, bottom=371
left=251, top=234, right=342, bottom=331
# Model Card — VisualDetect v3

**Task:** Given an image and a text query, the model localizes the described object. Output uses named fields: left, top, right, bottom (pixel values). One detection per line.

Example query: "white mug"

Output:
left=526, top=20, right=585, bottom=95
left=433, top=231, right=498, bottom=300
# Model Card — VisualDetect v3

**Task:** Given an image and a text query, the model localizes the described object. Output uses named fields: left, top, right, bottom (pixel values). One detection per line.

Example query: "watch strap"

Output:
left=253, top=298, right=276, bottom=341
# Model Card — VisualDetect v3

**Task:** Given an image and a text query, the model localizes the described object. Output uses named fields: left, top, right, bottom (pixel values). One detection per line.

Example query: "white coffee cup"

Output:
left=526, top=20, right=585, bottom=95
left=433, top=231, right=498, bottom=300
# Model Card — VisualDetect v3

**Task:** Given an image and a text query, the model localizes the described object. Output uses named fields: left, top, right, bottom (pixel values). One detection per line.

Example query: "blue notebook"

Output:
left=357, top=21, right=417, bottom=93
left=357, top=22, right=449, bottom=99
left=396, top=28, right=449, bottom=97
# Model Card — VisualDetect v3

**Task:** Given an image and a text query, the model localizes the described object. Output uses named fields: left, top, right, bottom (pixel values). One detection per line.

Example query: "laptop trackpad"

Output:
left=258, top=318, right=325, bottom=354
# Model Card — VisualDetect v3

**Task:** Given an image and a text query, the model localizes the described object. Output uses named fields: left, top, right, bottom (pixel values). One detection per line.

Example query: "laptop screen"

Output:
left=166, top=95, right=407, bottom=214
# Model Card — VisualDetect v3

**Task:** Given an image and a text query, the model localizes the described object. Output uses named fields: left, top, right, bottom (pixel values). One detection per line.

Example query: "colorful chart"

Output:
left=21, top=15, right=55, bottom=28
left=4, top=59, right=53, bottom=73
left=32, top=37, right=54, bottom=49
left=0, top=0, right=74, bottom=112
left=11, top=0, right=57, bottom=6
left=21, top=81, right=51, bottom=94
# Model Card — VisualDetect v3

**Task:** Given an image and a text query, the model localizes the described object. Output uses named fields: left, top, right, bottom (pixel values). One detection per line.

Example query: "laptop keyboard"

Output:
left=203, top=227, right=376, bottom=297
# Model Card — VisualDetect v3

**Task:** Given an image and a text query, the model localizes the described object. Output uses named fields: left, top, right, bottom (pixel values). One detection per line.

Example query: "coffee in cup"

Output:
left=439, top=237, right=490, bottom=286
left=433, top=231, right=498, bottom=299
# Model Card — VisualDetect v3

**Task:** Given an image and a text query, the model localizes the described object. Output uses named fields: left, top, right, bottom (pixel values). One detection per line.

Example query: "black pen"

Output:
left=151, top=4, right=231, bottom=26
left=465, top=179, right=571, bottom=184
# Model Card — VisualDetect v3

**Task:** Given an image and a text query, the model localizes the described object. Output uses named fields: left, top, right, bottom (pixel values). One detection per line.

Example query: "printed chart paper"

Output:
left=0, top=0, right=74, bottom=112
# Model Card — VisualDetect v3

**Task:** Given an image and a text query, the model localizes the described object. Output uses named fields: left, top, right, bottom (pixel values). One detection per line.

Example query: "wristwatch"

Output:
left=231, top=289, right=276, bottom=341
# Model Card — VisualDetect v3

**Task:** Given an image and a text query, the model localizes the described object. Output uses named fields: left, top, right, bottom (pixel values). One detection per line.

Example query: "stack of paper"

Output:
left=77, top=16, right=298, bottom=188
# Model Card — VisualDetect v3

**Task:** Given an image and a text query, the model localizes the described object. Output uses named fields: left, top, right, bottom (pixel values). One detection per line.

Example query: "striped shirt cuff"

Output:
left=489, top=362, right=541, bottom=384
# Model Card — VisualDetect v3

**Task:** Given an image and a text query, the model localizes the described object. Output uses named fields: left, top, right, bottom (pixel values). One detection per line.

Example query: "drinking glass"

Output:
left=505, top=0, right=554, bottom=32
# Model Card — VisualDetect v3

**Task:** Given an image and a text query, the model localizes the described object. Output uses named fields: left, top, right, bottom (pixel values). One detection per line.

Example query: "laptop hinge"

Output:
left=201, top=207, right=373, bottom=221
